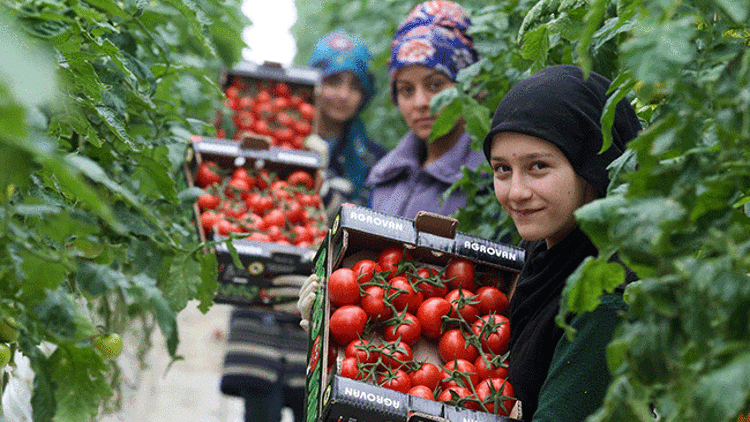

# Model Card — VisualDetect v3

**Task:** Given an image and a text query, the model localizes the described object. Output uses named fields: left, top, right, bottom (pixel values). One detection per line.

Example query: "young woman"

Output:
left=483, top=65, right=642, bottom=421
left=365, top=0, right=485, bottom=219
left=308, top=30, right=387, bottom=217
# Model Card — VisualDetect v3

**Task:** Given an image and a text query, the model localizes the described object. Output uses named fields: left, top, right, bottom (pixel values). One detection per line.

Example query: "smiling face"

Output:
left=393, top=64, right=455, bottom=141
left=490, top=132, right=597, bottom=248
left=320, top=71, right=365, bottom=124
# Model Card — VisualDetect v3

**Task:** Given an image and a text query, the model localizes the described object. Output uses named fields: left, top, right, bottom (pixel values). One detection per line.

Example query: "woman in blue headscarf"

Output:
left=309, top=30, right=387, bottom=217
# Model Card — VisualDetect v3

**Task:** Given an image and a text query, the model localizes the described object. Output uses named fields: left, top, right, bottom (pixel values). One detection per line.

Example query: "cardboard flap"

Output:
left=414, top=211, right=458, bottom=239
left=240, top=132, right=272, bottom=150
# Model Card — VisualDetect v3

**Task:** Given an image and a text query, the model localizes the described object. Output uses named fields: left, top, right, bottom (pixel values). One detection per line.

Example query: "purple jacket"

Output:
left=365, top=131, right=485, bottom=219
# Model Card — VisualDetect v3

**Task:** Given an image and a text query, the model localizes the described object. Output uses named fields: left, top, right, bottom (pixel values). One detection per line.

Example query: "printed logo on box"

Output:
left=343, top=385, right=403, bottom=410
left=347, top=210, right=408, bottom=232
left=462, top=240, right=522, bottom=262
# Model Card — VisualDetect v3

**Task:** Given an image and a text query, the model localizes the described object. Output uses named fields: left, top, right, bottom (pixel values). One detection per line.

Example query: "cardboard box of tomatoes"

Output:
left=184, top=135, right=328, bottom=309
left=305, top=204, right=525, bottom=422
left=215, top=60, right=320, bottom=151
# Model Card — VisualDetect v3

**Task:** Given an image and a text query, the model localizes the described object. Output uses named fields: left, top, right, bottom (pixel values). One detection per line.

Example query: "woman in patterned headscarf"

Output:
left=364, top=0, right=485, bottom=220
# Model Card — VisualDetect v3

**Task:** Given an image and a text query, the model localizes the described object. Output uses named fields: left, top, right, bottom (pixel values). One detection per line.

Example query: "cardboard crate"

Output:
left=184, top=135, right=325, bottom=308
left=305, top=204, right=526, bottom=422
left=321, top=375, right=520, bottom=422
left=216, top=60, right=321, bottom=149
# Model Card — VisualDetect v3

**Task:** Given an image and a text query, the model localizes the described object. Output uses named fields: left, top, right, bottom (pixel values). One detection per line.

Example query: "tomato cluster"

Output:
left=327, top=247, right=516, bottom=416
left=216, top=77, right=315, bottom=150
left=194, top=160, right=327, bottom=248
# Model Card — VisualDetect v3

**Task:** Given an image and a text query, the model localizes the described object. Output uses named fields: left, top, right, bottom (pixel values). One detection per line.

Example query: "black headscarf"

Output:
left=482, top=65, right=641, bottom=198
left=482, top=65, right=642, bottom=420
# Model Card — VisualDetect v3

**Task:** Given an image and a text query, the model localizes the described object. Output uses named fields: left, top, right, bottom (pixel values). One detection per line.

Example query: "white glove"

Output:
left=296, top=274, right=320, bottom=331
left=304, top=135, right=329, bottom=168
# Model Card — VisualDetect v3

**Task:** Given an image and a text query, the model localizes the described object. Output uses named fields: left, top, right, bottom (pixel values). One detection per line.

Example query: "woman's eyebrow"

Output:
left=490, top=151, right=556, bottom=161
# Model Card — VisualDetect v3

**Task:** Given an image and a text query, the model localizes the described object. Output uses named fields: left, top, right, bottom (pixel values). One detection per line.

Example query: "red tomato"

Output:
left=273, top=82, right=291, bottom=98
left=475, top=286, right=510, bottom=316
left=446, top=288, right=479, bottom=324
left=476, top=378, right=515, bottom=415
left=288, top=94, right=303, bottom=108
left=329, top=305, right=367, bottom=346
left=339, top=356, right=363, bottom=380
left=215, top=219, right=234, bottom=236
left=444, top=258, right=476, bottom=291
left=197, top=193, right=221, bottom=211
left=441, top=358, right=479, bottom=390
left=416, top=297, right=452, bottom=339
left=195, top=161, right=221, bottom=187
left=286, top=170, right=314, bottom=190
left=200, top=211, right=222, bottom=234
left=345, top=339, right=378, bottom=365
left=255, top=89, right=272, bottom=104
left=408, top=362, right=442, bottom=391
left=262, top=209, right=286, bottom=229
left=413, top=266, right=448, bottom=299
left=298, top=102, right=315, bottom=121
left=378, top=369, right=412, bottom=394
left=380, top=341, right=413, bottom=370
left=251, top=119, right=271, bottom=136
left=438, top=329, right=479, bottom=363
left=382, top=312, right=421, bottom=346
left=471, top=314, right=511, bottom=355
left=407, top=385, right=434, bottom=400
left=298, top=193, right=321, bottom=208
left=351, top=259, right=383, bottom=285
left=474, top=354, right=509, bottom=380
left=246, top=231, right=271, bottom=242
left=360, top=286, right=393, bottom=322
left=293, top=120, right=312, bottom=136
left=328, top=268, right=360, bottom=307
left=232, top=167, right=252, bottom=183
left=286, top=200, right=308, bottom=225
left=437, top=386, right=479, bottom=410
left=270, top=96, right=289, bottom=113
left=276, top=111, right=294, bottom=128
left=386, top=276, right=423, bottom=313
left=225, top=177, right=251, bottom=200
left=377, top=247, right=408, bottom=279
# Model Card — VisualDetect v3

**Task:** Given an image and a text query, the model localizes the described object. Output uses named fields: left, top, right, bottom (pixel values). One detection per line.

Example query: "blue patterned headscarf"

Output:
left=309, top=30, right=375, bottom=107
left=388, top=1, right=479, bottom=103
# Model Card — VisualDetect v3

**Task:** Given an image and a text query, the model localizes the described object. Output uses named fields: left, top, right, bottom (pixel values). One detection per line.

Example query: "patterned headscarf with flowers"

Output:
left=388, top=0, right=479, bottom=103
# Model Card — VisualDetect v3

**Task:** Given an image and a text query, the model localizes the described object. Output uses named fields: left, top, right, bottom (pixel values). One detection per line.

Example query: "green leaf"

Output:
left=196, top=252, right=218, bottom=313
left=564, top=256, right=625, bottom=314
left=49, top=345, right=112, bottom=422
left=713, top=0, right=749, bottom=23
left=694, top=352, right=750, bottom=421
left=34, top=288, right=78, bottom=340
left=461, top=97, right=491, bottom=143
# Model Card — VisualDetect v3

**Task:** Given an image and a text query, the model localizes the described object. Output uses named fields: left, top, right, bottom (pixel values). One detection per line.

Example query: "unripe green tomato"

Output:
left=93, top=333, right=123, bottom=359
left=0, top=317, right=19, bottom=343
left=0, top=343, right=10, bottom=368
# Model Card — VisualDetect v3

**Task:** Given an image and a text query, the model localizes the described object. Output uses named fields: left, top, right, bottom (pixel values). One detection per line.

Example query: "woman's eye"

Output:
left=530, top=161, right=549, bottom=171
left=397, top=86, right=413, bottom=96
left=493, top=164, right=510, bottom=175
left=428, top=80, right=446, bottom=92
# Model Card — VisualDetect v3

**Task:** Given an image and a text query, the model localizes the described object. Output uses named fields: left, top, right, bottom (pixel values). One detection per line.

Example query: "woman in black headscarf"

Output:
left=482, top=65, right=641, bottom=421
